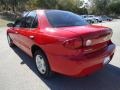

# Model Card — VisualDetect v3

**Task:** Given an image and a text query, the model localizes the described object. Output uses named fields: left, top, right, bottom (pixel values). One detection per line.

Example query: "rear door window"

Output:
left=22, top=11, right=38, bottom=28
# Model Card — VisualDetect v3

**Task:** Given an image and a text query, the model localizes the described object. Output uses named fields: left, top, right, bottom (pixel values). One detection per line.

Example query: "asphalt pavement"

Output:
left=0, top=19, right=120, bottom=90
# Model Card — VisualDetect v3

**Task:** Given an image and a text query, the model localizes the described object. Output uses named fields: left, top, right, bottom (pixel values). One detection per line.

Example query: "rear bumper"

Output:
left=48, top=44, right=115, bottom=77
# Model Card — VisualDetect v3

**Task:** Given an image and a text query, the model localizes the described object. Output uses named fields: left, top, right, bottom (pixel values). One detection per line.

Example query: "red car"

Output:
left=7, top=10, right=115, bottom=78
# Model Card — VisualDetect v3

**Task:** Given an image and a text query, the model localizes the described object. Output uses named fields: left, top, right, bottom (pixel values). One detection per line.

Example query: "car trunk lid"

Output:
left=55, top=25, right=112, bottom=53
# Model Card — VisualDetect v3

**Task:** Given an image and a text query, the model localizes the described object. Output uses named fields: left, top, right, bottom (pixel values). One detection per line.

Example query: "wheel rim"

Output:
left=7, top=35, right=11, bottom=45
left=36, top=55, right=46, bottom=74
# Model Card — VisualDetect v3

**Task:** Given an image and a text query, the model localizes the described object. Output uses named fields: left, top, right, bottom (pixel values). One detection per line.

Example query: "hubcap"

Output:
left=36, top=55, right=46, bottom=74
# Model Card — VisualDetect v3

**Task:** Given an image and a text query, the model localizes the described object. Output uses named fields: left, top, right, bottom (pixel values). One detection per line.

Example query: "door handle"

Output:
left=29, top=35, right=34, bottom=39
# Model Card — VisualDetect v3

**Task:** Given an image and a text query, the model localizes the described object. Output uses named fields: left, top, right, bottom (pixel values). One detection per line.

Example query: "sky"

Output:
left=80, top=0, right=92, bottom=8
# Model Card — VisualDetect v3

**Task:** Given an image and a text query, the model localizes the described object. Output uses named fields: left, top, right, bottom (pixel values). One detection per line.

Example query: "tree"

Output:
left=0, top=0, right=87, bottom=15
left=93, top=0, right=111, bottom=15
left=108, top=1, right=120, bottom=15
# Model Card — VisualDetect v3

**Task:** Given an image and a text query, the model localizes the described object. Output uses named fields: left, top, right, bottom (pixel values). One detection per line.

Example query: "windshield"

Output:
left=45, top=10, right=88, bottom=27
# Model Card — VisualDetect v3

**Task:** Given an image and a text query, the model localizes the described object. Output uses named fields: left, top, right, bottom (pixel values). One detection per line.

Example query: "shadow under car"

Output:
left=12, top=47, right=120, bottom=90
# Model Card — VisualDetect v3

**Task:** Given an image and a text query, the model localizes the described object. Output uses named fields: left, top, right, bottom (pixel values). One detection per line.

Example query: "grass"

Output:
left=0, top=18, right=12, bottom=27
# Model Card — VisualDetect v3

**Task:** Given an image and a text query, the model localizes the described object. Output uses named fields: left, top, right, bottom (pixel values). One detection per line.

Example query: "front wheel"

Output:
left=34, top=50, right=53, bottom=78
left=7, top=34, right=15, bottom=47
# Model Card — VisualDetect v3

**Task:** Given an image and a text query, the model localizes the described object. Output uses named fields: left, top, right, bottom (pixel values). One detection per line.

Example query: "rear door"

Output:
left=17, top=11, right=38, bottom=56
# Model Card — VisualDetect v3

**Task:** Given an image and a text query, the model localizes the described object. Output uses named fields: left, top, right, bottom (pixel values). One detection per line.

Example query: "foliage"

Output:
left=91, top=0, right=120, bottom=15
left=0, top=0, right=119, bottom=16
left=92, top=0, right=111, bottom=15
left=108, top=1, right=120, bottom=15
left=0, top=0, right=87, bottom=15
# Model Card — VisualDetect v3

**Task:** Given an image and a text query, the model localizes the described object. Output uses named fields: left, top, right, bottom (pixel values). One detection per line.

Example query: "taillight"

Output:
left=63, top=38, right=82, bottom=49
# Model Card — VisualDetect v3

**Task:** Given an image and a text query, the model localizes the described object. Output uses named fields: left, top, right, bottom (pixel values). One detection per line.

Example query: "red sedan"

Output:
left=7, top=10, right=115, bottom=78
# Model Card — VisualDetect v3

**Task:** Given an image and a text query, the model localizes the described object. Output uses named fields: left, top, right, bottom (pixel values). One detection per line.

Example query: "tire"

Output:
left=34, top=50, right=53, bottom=78
left=91, top=21, right=93, bottom=24
left=96, top=19, right=99, bottom=23
left=87, top=20, right=91, bottom=24
left=7, top=34, right=15, bottom=47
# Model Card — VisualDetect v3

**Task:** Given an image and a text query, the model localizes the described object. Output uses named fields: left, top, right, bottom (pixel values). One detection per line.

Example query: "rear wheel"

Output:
left=34, top=50, right=53, bottom=78
left=7, top=34, right=15, bottom=47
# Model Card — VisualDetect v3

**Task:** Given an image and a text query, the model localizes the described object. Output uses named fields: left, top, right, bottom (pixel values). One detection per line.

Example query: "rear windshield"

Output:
left=45, top=10, right=88, bottom=27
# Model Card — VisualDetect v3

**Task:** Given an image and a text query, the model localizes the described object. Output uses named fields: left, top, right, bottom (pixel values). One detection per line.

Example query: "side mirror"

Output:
left=7, top=23, right=14, bottom=27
